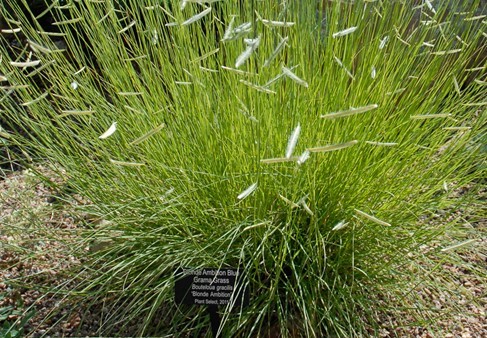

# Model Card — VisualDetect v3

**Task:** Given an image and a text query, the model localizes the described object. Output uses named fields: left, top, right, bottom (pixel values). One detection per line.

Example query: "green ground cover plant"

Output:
left=0, top=291, right=35, bottom=338
left=1, top=0, right=485, bottom=336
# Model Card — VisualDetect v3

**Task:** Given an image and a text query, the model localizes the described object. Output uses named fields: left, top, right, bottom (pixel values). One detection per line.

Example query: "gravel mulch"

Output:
left=0, top=166, right=93, bottom=337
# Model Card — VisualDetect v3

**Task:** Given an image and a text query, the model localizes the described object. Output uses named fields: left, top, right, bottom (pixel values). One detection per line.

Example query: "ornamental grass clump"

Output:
left=1, top=0, right=486, bottom=336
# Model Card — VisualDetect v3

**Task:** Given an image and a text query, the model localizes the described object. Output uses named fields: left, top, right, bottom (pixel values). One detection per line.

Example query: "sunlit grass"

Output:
left=1, top=0, right=485, bottom=336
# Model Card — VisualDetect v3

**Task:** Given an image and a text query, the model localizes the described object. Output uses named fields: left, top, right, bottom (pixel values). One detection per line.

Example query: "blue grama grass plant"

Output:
left=0, top=0, right=486, bottom=336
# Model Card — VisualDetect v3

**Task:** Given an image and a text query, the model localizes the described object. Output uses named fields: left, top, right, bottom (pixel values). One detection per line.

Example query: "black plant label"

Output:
left=174, top=267, right=249, bottom=307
